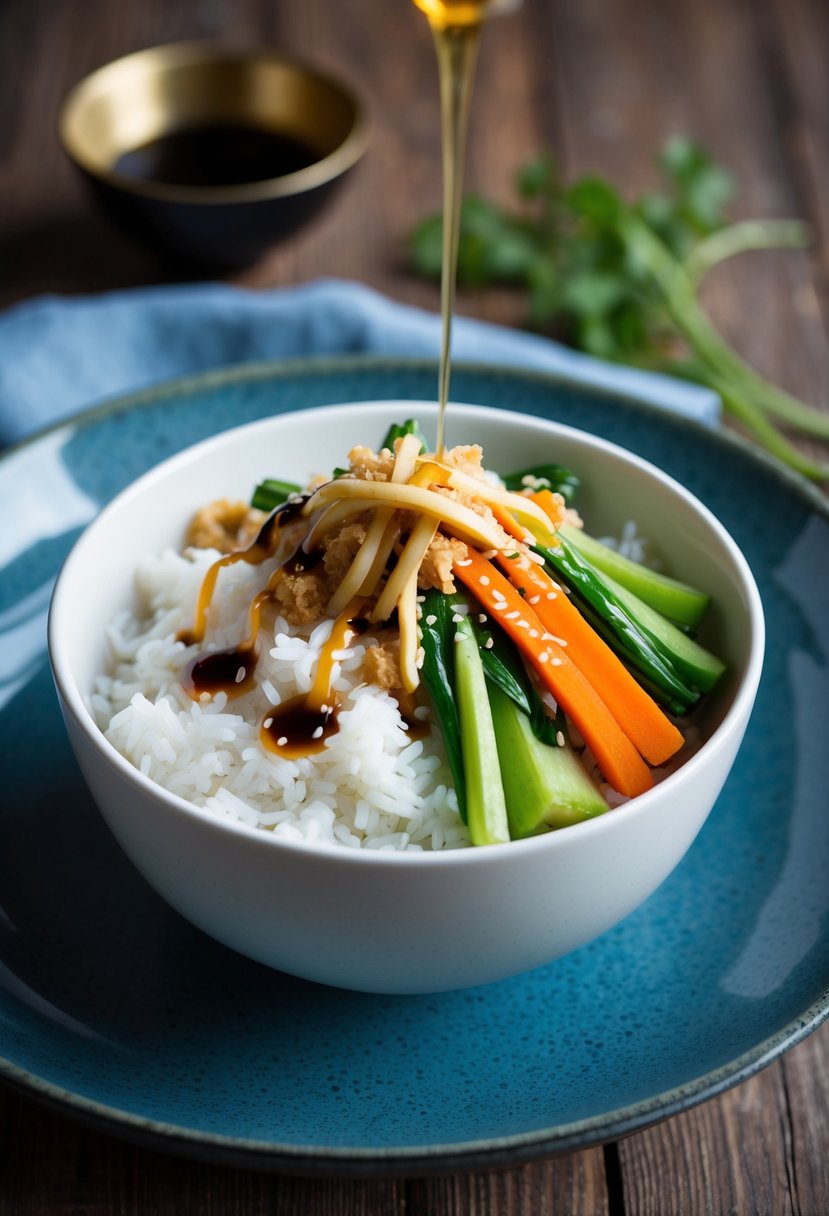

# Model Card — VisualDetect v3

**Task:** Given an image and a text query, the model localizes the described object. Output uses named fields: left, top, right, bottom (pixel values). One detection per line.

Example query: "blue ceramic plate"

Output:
left=1, top=358, right=828, bottom=1175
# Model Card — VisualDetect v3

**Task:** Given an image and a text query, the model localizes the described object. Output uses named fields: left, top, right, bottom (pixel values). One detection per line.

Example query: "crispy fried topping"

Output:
left=362, top=640, right=403, bottom=691
left=347, top=445, right=396, bottom=482
left=186, top=499, right=266, bottom=553
left=323, top=521, right=370, bottom=584
left=418, top=535, right=468, bottom=594
left=273, top=572, right=329, bottom=625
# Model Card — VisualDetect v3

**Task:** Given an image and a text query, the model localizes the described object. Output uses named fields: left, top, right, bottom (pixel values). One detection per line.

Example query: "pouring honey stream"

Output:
left=412, top=0, right=521, bottom=454
left=178, top=0, right=518, bottom=757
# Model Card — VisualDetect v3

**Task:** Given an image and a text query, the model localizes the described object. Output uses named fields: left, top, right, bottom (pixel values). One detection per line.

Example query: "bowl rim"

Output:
left=57, top=40, right=372, bottom=205
left=48, top=398, right=766, bottom=866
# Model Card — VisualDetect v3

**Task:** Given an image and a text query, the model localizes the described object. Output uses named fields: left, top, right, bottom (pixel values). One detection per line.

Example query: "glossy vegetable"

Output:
left=453, top=548, right=654, bottom=798
left=419, top=589, right=467, bottom=822
left=488, top=685, right=608, bottom=835
left=494, top=548, right=684, bottom=767
left=454, top=615, right=510, bottom=845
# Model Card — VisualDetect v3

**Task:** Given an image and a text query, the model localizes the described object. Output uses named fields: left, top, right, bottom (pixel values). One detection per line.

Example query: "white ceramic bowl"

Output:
left=48, top=401, right=764, bottom=993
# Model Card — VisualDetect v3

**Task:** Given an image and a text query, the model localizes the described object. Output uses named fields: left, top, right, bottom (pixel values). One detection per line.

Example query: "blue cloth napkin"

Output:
left=0, top=278, right=719, bottom=446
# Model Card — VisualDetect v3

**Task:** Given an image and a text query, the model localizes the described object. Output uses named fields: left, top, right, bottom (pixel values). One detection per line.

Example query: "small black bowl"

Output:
left=59, top=42, right=370, bottom=269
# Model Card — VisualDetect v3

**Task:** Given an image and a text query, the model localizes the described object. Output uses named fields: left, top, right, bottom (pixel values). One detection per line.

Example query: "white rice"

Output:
left=597, top=518, right=656, bottom=567
left=93, top=546, right=469, bottom=851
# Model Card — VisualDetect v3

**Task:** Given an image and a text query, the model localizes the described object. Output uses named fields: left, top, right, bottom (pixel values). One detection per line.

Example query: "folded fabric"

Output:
left=0, top=278, right=720, bottom=447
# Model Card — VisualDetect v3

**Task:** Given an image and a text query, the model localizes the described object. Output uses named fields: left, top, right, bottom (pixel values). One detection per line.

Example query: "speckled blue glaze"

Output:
left=1, top=358, right=828, bottom=1173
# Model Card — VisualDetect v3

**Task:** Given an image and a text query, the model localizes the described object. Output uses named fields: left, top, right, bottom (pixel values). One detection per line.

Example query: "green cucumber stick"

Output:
left=602, top=573, right=726, bottom=692
left=488, top=685, right=608, bottom=836
left=419, top=589, right=467, bottom=823
left=454, top=615, right=510, bottom=846
left=558, top=523, right=710, bottom=629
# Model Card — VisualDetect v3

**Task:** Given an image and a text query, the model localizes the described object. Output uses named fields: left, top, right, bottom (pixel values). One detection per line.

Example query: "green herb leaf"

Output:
left=407, top=135, right=825, bottom=481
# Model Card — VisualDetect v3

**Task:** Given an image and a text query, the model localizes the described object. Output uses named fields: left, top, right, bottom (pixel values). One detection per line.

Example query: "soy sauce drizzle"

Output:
left=177, top=497, right=306, bottom=648
left=260, top=607, right=359, bottom=758
left=181, top=644, right=259, bottom=700
left=181, top=575, right=284, bottom=702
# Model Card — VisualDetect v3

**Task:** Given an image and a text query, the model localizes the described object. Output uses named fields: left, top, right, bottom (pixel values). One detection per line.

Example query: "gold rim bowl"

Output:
left=58, top=42, right=371, bottom=267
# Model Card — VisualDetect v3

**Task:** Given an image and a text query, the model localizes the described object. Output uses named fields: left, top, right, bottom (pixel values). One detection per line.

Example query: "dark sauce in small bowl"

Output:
left=113, top=124, right=320, bottom=188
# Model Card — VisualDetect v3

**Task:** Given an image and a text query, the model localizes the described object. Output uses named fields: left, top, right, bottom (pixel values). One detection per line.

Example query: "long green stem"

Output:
left=624, top=214, right=829, bottom=443
left=626, top=350, right=829, bottom=481
left=710, top=375, right=829, bottom=481
left=686, top=218, right=810, bottom=285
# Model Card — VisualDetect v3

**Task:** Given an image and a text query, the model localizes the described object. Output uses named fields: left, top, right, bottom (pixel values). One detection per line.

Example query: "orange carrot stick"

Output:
left=496, top=551, right=684, bottom=766
left=453, top=549, right=654, bottom=798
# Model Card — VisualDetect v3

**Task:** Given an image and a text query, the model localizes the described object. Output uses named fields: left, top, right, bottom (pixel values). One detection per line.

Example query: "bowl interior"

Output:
left=52, top=400, right=760, bottom=781
left=59, top=43, right=368, bottom=198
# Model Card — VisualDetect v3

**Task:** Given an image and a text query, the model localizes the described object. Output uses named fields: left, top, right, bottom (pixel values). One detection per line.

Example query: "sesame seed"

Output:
left=480, top=575, right=490, bottom=586
left=482, top=549, right=497, bottom=559
left=235, top=666, right=246, bottom=684
left=416, top=594, right=425, bottom=603
left=493, top=601, right=507, bottom=611
left=492, top=590, right=506, bottom=603
left=528, top=594, right=540, bottom=605
left=454, top=633, right=464, bottom=643
left=546, top=591, right=557, bottom=600
left=312, top=726, right=324, bottom=739
left=538, top=651, right=550, bottom=663
left=485, top=637, right=494, bottom=649
left=528, top=629, right=539, bottom=639
left=478, top=613, right=487, bottom=624
left=320, top=704, right=329, bottom=714
left=556, top=730, right=565, bottom=748
left=263, top=717, right=273, bottom=729
left=452, top=613, right=464, bottom=624
left=425, top=614, right=437, bottom=626
left=516, top=620, right=530, bottom=630
left=277, top=736, right=288, bottom=746
left=505, top=610, right=520, bottom=620
left=551, top=657, right=563, bottom=667
left=455, top=558, right=472, bottom=567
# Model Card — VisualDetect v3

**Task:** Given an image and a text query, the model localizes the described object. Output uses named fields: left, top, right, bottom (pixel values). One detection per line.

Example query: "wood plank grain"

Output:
left=0, top=1085, right=406, bottom=1216
left=0, top=1080, right=606, bottom=1216
left=766, top=0, right=829, bottom=295
left=617, top=1065, right=798, bottom=1216
left=238, top=0, right=442, bottom=303
left=781, top=1020, right=829, bottom=1216
left=542, top=0, right=829, bottom=1204
left=405, top=1152, right=610, bottom=1215
left=543, top=0, right=829, bottom=463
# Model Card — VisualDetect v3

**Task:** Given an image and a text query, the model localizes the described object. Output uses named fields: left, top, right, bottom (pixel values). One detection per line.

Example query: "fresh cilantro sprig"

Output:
left=410, top=137, right=826, bottom=480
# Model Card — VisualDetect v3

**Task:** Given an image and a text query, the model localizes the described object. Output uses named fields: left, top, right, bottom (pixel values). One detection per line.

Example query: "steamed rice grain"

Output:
left=95, top=546, right=468, bottom=851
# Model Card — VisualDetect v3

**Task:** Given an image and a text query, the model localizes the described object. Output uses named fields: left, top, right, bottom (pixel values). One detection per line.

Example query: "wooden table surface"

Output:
left=2, top=0, right=828, bottom=1211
